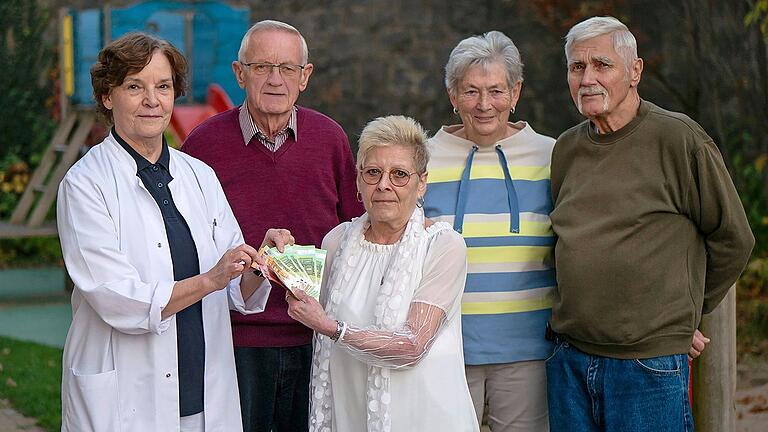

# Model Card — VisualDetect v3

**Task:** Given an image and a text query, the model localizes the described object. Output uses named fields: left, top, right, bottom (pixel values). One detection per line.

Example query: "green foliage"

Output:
left=0, top=237, right=62, bottom=269
left=751, top=302, right=768, bottom=337
left=0, top=336, right=62, bottom=431
left=746, top=0, right=768, bottom=38
left=0, top=154, right=31, bottom=218
left=737, top=257, right=768, bottom=358
left=0, top=1, right=60, bottom=268
left=730, top=132, right=768, bottom=256
left=0, top=0, right=56, bottom=164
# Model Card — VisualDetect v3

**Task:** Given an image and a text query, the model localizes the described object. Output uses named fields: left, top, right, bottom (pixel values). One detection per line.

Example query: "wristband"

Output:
left=337, top=320, right=348, bottom=343
left=330, top=320, right=345, bottom=342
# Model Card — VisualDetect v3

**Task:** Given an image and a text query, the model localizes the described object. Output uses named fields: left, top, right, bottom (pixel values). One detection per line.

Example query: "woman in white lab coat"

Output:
left=57, top=33, right=290, bottom=432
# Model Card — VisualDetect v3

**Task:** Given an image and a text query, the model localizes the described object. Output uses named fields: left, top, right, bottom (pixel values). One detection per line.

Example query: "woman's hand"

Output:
left=204, top=244, right=259, bottom=292
left=286, top=289, right=337, bottom=337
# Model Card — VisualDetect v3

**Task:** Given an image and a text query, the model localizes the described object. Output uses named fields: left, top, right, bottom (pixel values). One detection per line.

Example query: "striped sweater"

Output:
left=424, top=122, right=556, bottom=364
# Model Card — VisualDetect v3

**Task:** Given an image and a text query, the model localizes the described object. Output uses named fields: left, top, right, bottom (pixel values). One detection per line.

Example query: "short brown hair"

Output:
left=91, top=32, right=187, bottom=124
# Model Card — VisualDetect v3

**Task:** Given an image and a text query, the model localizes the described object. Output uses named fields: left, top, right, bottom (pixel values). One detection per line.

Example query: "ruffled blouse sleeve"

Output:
left=334, top=225, right=468, bottom=369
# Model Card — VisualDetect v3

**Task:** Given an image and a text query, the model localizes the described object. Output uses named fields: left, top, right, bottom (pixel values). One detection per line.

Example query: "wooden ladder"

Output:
left=0, top=110, right=95, bottom=238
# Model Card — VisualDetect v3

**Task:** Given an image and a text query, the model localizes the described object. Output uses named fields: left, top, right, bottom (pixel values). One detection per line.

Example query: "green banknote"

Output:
left=258, top=244, right=327, bottom=301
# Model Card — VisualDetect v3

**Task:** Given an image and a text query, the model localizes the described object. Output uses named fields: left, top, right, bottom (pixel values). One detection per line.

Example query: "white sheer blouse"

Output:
left=314, top=220, right=479, bottom=432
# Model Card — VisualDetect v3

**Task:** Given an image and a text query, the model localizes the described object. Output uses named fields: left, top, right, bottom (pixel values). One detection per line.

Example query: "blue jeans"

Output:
left=546, top=341, right=693, bottom=432
left=235, top=344, right=312, bottom=432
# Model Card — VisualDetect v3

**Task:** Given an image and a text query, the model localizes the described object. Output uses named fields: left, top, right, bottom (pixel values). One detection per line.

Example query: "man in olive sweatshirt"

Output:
left=546, top=16, right=754, bottom=431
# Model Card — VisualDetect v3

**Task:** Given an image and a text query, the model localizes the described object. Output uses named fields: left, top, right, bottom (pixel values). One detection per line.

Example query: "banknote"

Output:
left=254, top=244, right=326, bottom=301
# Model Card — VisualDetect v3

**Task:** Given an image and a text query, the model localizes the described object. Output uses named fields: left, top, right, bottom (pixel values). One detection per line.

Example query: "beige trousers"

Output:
left=466, top=360, right=549, bottom=432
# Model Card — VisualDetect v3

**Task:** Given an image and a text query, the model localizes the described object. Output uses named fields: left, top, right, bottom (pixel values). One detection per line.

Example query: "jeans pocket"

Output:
left=633, top=354, right=682, bottom=376
left=544, top=341, right=566, bottom=363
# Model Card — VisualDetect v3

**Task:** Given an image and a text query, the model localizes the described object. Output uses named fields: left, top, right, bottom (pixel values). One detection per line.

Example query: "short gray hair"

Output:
left=444, top=30, right=524, bottom=97
left=357, top=116, right=430, bottom=175
left=238, top=20, right=309, bottom=64
left=565, top=16, right=637, bottom=76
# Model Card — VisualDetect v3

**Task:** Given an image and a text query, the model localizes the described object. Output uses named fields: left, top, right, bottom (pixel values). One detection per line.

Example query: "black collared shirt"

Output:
left=114, top=129, right=205, bottom=416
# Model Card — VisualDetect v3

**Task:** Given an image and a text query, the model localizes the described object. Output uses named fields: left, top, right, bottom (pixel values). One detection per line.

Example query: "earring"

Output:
left=416, top=196, right=424, bottom=208
left=510, top=106, right=516, bottom=114
left=453, top=107, right=459, bottom=114
left=356, top=192, right=363, bottom=202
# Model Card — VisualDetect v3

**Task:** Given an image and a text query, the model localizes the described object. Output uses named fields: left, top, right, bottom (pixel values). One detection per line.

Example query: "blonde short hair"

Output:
left=357, top=116, right=429, bottom=174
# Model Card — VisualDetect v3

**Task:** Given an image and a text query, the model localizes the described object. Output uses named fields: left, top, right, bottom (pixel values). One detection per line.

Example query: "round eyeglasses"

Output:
left=360, top=167, right=418, bottom=187
left=240, top=61, right=305, bottom=77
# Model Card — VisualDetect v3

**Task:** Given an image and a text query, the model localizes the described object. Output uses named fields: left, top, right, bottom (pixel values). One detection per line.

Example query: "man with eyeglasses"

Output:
left=182, top=20, right=363, bottom=432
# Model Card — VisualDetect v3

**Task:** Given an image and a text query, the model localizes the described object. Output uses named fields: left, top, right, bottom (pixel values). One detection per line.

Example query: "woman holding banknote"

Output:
left=57, top=33, right=291, bottom=432
left=286, top=115, right=478, bottom=432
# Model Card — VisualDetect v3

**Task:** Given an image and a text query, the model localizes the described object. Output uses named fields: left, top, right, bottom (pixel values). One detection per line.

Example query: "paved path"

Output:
left=737, top=359, right=768, bottom=431
left=0, top=400, right=44, bottom=432
left=0, top=268, right=68, bottom=431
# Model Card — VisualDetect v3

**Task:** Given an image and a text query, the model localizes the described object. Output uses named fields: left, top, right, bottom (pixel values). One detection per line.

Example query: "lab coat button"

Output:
left=157, top=243, right=162, bottom=248
left=165, top=373, right=171, bottom=378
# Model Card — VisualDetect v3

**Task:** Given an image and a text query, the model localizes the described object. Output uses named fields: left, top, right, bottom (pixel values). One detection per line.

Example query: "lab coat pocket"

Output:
left=212, top=221, right=241, bottom=254
left=65, top=368, right=120, bottom=431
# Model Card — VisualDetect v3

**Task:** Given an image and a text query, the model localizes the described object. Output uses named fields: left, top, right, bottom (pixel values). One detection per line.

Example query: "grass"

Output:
left=0, top=336, right=61, bottom=431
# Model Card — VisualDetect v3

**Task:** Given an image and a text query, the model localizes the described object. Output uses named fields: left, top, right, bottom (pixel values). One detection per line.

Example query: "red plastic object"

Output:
left=169, top=83, right=235, bottom=145
left=206, top=82, right=234, bottom=114
left=689, top=358, right=693, bottom=407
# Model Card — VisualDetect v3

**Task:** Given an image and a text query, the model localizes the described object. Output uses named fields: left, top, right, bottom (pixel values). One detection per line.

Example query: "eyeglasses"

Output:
left=458, top=88, right=511, bottom=101
left=240, top=61, right=305, bottom=77
left=360, top=167, right=419, bottom=187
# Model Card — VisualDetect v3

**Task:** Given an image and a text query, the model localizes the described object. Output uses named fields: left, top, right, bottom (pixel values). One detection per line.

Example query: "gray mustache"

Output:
left=578, top=86, right=607, bottom=97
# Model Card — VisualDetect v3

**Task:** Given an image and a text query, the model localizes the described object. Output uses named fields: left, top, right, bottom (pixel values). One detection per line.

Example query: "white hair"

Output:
left=444, top=30, right=524, bottom=97
left=564, top=16, right=637, bottom=76
left=238, top=20, right=309, bottom=64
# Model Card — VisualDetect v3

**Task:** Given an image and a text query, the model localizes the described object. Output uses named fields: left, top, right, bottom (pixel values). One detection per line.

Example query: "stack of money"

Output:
left=255, top=245, right=327, bottom=300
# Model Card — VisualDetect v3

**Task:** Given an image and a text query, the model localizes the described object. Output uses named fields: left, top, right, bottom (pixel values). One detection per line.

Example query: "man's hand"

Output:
left=261, top=228, right=295, bottom=252
left=689, top=329, right=711, bottom=360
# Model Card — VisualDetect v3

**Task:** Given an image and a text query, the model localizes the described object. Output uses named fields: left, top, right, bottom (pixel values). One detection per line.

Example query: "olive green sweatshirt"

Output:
left=550, top=100, right=754, bottom=359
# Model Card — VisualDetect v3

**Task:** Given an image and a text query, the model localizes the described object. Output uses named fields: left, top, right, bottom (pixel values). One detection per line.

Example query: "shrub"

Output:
left=737, top=257, right=768, bottom=358
left=0, top=0, right=56, bottom=220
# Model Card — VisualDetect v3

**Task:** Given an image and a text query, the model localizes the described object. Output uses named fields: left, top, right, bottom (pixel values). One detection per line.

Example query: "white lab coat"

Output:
left=57, top=133, right=270, bottom=432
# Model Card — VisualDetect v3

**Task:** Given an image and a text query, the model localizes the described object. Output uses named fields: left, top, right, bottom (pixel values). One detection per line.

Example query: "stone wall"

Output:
left=40, top=0, right=761, bottom=150
left=242, top=0, right=575, bottom=144
left=41, top=0, right=577, bottom=146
